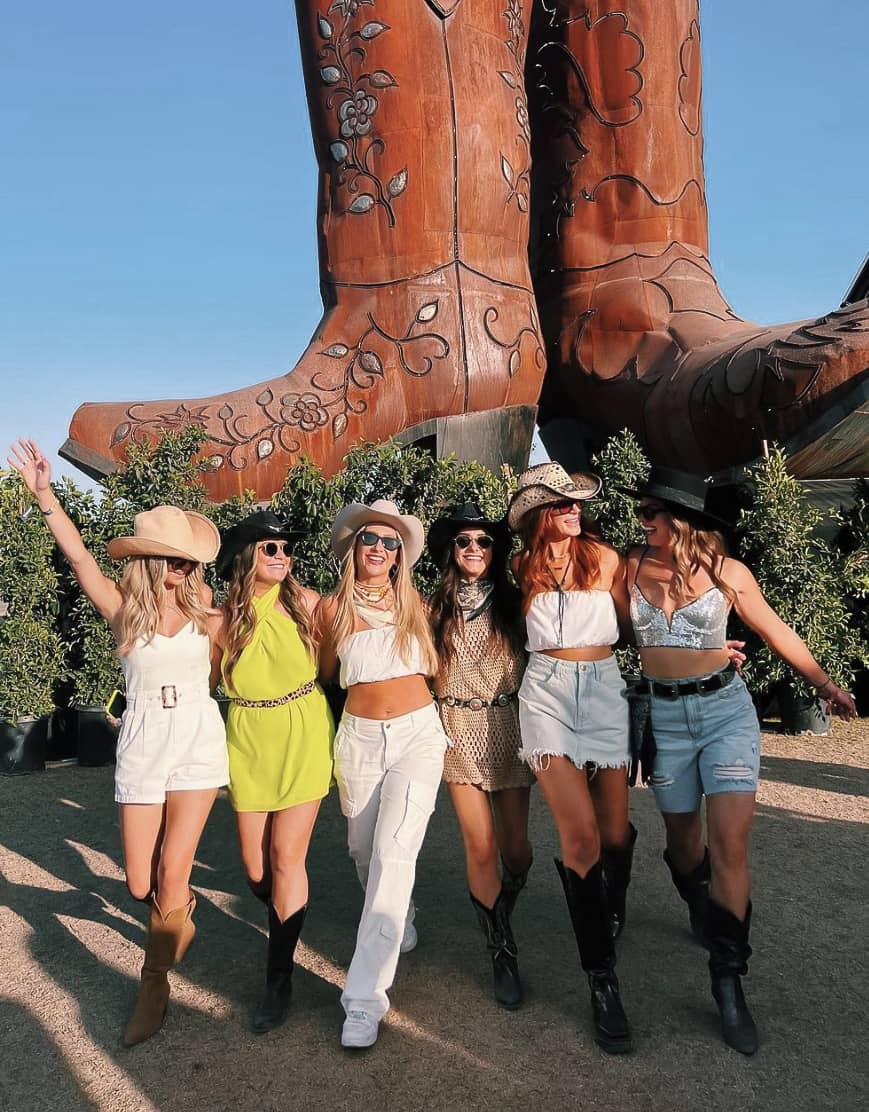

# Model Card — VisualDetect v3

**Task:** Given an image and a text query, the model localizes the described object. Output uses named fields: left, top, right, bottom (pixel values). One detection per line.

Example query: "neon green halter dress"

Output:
left=223, top=583, right=334, bottom=812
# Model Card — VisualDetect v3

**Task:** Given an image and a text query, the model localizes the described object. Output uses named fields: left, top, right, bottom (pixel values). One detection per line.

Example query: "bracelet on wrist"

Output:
left=815, top=677, right=834, bottom=694
left=39, top=502, right=58, bottom=517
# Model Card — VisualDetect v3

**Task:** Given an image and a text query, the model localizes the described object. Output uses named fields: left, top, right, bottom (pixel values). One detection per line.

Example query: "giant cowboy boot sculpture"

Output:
left=529, top=0, right=869, bottom=478
left=62, top=0, right=545, bottom=500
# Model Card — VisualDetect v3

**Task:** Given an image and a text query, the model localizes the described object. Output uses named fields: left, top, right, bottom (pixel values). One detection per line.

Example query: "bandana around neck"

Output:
left=457, top=578, right=494, bottom=621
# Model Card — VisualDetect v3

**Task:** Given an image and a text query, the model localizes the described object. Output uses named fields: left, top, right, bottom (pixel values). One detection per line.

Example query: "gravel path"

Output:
left=1, top=721, right=867, bottom=1112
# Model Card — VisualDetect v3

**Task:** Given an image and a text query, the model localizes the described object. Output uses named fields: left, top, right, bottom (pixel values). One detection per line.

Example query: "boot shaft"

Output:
left=554, top=859, right=615, bottom=973
left=706, top=898, right=752, bottom=979
left=295, top=0, right=536, bottom=286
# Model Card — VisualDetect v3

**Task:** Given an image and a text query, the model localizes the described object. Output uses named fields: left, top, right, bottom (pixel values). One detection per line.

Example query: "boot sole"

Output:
left=595, top=1033, right=633, bottom=1055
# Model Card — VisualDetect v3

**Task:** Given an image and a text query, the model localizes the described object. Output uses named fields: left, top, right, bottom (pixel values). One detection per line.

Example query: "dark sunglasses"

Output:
left=635, top=504, right=666, bottom=522
left=358, top=530, right=402, bottom=552
left=258, top=540, right=293, bottom=557
left=550, top=499, right=580, bottom=515
left=166, top=557, right=196, bottom=572
left=453, top=534, right=494, bottom=551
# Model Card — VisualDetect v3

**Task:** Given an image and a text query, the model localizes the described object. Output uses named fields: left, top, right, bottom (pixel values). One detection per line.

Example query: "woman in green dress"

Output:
left=214, top=511, right=334, bottom=1033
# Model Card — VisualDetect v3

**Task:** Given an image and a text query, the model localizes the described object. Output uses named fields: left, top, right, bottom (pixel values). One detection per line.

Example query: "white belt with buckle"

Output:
left=128, top=685, right=210, bottom=709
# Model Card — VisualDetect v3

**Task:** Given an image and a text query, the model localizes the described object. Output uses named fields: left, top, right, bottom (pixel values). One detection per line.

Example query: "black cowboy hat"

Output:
left=427, top=502, right=511, bottom=563
left=216, top=510, right=306, bottom=580
left=619, top=467, right=732, bottom=529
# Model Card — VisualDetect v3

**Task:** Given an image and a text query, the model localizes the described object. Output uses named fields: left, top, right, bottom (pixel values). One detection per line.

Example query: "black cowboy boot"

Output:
left=555, top=860, right=632, bottom=1054
left=600, top=824, right=637, bottom=940
left=470, top=891, right=523, bottom=1010
left=663, top=846, right=711, bottom=944
left=253, top=903, right=306, bottom=1034
left=706, top=899, right=758, bottom=1056
left=500, top=856, right=531, bottom=919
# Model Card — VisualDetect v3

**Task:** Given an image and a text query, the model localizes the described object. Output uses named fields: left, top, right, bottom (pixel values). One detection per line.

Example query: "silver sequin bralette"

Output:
left=630, top=583, right=729, bottom=650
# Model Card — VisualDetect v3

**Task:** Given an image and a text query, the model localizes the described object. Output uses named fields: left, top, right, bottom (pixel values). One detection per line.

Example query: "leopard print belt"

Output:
left=231, top=678, right=316, bottom=709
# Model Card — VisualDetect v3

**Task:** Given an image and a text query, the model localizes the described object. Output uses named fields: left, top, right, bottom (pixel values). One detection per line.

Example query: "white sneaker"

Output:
left=341, top=1010, right=379, bottom=1049
left=399, top=918, right=418, bottom=954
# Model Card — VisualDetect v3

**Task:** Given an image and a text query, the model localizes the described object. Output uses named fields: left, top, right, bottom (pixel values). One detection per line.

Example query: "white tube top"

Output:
left=525, top=590, right=619, bottom=652
left=339, top=626, right=426, bottom=688
left=121, top=622, right=212, bottom=698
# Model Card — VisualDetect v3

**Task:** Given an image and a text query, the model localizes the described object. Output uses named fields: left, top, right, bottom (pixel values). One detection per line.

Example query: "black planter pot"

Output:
left=47, top=707, right=79, bottom=761
left=76, top=706, right=119, bottom=767
left=1, top=715, right=50, bottom=774
left=779, top=687, right=832, bottom=736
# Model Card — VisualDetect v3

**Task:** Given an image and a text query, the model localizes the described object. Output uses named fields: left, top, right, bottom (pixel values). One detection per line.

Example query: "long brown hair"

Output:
left=329, top=535, right=438, bottom=678
left=515, top=504, right=603, bottom=612
left=115, top=557, right=209, bottom=656
left=429, top=539, right=524, bottom=675
left=221, top=543, right=317, bottom=686
left=662, top=511, right=737, bottom=605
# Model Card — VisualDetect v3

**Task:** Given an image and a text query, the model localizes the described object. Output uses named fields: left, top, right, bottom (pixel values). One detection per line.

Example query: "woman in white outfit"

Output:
left=318, top=499, right=447, bottom=1049
left=8, top=438, right=228, bottom=1047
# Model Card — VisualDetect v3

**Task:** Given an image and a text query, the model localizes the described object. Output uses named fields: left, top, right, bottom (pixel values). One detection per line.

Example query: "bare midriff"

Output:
left=640, top=647, right=730, bottom=681
left=540, top=646, right=614, bottom=662
left=345, top=674, right=433, bottom=721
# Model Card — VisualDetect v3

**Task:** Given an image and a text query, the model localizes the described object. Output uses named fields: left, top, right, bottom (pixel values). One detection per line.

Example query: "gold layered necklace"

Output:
left=354, top=581, right=392, bottom=603
left=353, top=581, right=396, bottom=628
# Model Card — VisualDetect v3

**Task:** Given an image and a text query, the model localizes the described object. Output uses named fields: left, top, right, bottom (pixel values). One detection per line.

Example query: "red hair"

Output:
left=516, top=505, right=602, bottom=614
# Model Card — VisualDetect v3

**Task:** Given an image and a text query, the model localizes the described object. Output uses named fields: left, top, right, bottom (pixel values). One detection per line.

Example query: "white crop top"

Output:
left=339, top=625, right=426, bottom=688
left=525, top=590, right=619, bottom=652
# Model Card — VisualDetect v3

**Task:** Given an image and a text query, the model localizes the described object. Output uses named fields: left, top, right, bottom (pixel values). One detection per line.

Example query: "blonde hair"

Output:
left=221, top=543, right=317, bottom=686
left=329, top=533, right=438, bottom=678
left=666, top=513, right=737, bottom=606
left=115, top=557, right=210, bottom=656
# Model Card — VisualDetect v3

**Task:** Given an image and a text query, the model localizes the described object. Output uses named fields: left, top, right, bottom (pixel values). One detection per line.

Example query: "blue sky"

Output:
left=2, top=1, right=867, bottom=486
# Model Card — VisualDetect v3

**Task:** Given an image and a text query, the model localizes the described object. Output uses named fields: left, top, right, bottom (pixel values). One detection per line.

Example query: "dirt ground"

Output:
left=1, top=720, right=867, bottom=1112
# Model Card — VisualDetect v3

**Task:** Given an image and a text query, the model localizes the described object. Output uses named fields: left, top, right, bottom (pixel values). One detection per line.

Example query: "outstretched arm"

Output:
left=7, top=438, right=123, bottom=622
left=728, top=560, right=856, bottom=719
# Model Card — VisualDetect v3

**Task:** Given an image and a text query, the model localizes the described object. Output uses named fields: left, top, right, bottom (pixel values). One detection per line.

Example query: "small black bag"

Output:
left=625, top=684, right=656, bottom=787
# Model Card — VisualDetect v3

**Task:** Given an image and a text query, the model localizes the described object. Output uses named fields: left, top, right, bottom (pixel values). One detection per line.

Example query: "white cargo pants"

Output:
left=334, top=703, right=447, bottom=1020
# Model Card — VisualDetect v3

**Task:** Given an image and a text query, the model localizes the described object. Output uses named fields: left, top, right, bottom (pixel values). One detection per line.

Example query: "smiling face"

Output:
left=452, top=529, right=494, bottom=581
left=545, top=498, right=582, bottom=539
left=355, top=523, right=401, bottom=584
left=254, top=537, right=293, bottom=587
left=162, top=556, right=197, bottom=589
left=636, top=501, right=675, bottom=547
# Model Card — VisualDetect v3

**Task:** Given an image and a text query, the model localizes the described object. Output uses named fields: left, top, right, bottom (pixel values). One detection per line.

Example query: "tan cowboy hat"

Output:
left=507, top=462, right=601, bottom=531
left=330, top=499, right=425, bottom=567
left=107, top=506, right=221, bottom=563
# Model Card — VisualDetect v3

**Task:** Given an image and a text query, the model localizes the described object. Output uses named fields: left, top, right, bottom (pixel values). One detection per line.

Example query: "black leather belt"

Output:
left=438, top=692, right=517, bottom=711
left=635, top=664, right=736, bottom=700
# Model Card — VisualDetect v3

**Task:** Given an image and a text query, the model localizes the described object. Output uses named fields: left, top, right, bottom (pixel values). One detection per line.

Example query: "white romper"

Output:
left=114, top=623, right=229, bottom=804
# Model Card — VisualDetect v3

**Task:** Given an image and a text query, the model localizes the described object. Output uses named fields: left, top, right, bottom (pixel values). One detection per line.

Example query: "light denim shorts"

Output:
left=518, top=653, right=629, bottom=772
left=648, top=669, right=761, bottom=813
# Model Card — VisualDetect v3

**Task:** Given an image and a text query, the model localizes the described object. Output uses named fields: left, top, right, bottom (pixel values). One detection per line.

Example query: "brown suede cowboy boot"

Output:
left=529, top=0, right=869, bottom=478
left=123, top=893, right=197, bottom=1047
left=62, top=0, right=544, bottom=500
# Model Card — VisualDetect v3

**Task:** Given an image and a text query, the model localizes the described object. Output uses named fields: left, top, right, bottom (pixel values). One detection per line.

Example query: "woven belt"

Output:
left=231, top=679, right=316, bottom=709
left=635, top=664, right=736, bottom=700
left=438, top=692, right=517, bottom=711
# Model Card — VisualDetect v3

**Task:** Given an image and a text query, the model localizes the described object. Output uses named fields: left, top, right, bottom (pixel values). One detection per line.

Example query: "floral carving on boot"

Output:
left=319, top=0, right=408, bottom=225
left=498, top=0, right=532, bottom=213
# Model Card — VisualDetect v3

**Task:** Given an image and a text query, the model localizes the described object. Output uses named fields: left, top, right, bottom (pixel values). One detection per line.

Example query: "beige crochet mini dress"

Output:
left=435, top=609, right=534, bottom=792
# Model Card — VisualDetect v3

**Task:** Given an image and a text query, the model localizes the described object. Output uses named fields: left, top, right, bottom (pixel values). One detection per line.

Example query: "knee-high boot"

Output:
left=253, top=903, right=306, bottom=1034
left=123, top=893, right=197, bottom=1047
left=600, top=824, right=637, bottom=940
left=554, top=860, right=632, bottom=1054
left=663, top=846, right=711, bottom=943
left=470, top=890, right=523, bottom=1010
left=706, top=898, right=758, bottom=1056
left=499, top=856, right=531, bottom=919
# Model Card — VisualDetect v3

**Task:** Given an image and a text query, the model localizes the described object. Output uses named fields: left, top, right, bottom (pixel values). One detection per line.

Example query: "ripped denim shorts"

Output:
left=647, top=668, right=761, bottom=813
left=517, top=652, right=629, bottom=773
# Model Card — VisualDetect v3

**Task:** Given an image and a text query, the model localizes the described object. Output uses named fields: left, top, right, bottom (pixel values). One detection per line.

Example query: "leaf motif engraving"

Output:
left=416, top=302, right=438, bottom=323
left=387, top=168, right=408, bottom=197
left=217, top=405, right=233, bottom=420
left=498, top=70, right=518, bottom=88
left=323, top=343, right=350, bottom=358
left=360, top=21, right=389, bottom=39
left=318, top=15, right=333, bottom=39
left=111, top=422, right=131, bottom=446
left=330, top=141, right=349, bottom=163
left=333, top=413, right=348, bottom=438
left=359, top=350, right=384, bottom=375
left=369, top=70, right=397, bottom=88
left=517, top=193, right=528, bottom=213
left=256, top=439, right=274, bottom=459
left=348, top=194, right=375, bottom=214
left=501, top=156, right=514, bottom=186
left=320, top=66, right=341, bottom=85
left=256, top=388, right=274, bottom=406
left=509, top=350, right=521, bottom=376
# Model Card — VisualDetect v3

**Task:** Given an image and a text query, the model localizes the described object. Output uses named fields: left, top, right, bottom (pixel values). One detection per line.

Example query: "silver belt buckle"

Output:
left=161, top=685, right=178, bottom=709
left=467, top=697, right=484, bottom=711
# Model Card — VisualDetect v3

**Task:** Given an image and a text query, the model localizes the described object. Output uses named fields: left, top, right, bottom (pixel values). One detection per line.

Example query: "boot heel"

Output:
left=397, top=405, right=537, bottom=476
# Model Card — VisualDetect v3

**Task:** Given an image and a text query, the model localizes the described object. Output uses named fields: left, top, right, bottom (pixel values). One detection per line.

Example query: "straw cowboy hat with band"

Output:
left=507, top=462, right=601, bottom=531
left=427, top=502, right=510, bottom=564
left=619, top=466, right=731, bottom=530
left=107, top=506, right=220, bottom=564
left=216, top=510, right=305, bottom=581
left=331, top=499, right=425, bottom=568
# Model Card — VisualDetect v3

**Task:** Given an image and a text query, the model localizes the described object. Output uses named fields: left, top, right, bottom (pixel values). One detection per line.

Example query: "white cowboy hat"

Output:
left=507, top=462, right=601, bottom=531
left=107, top=506, right=220, bottom=563
left=330, top=499, right=425, bottom=567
